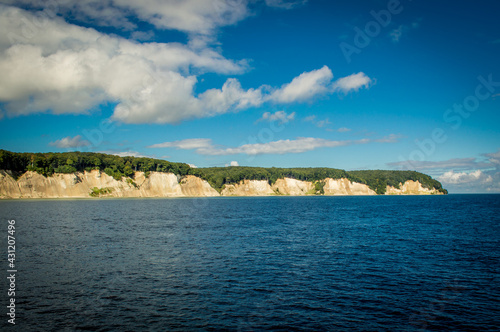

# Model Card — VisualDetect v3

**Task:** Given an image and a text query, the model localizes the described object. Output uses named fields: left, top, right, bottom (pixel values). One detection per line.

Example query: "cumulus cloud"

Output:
left=98, top=150, right=152, bottom=158
left=387, top=157, right=494, bottom=172
left=0, top=5, right=249, bottom=121
left=148, top=138, right=213, bottom=150
left=49, top=135, right=90, bottom=148
left=270, top=66, right=333, bottom=103
left=0, top=0, right=308, bottom=40
left=0, top=0, right=250, bottom=37
left=332, top=72, right=372, bottom=94
left=485, top=150, right=500, bottom=166
left=436, top=169, right=499, bottom=193
left=147, top=135, right=397, bottom=156
left=226, top=161, right=240, bottom=167
left=258, top=110, right=295, bottom=124
left=389, top=149, right=500, bottom=193
left=217, top=137, right=349, bottom=155
left=437, top=170, right=484, bottom=184
left=198, top=78, right=264, bottom=115
left=0, top=5, right=373, bottom=124
left=115, top=0, right=251, bottom=37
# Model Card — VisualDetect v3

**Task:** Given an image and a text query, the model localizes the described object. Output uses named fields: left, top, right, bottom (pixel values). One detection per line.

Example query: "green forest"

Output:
left=0, top=150, right=447, bottom=194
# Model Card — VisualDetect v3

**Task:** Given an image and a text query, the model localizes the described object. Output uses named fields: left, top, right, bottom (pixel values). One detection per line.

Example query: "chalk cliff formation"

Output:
left=0, top=170, right=445, bottom=198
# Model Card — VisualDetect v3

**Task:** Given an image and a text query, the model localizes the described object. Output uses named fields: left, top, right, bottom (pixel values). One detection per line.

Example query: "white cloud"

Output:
left=387, top=157, right=494, bottom=171
left=438, top=170, right=485, bottom=184
left=226, top=161, right=239, bottom=167
left=116, top=0, right=250, bottom=37
left=389, top=149, right=500, bottom=193
left=188, top=163, right=198, bottom=168
left=49, top=135, right=90, bottom=148
left=337, top=127, right=351, bottom=132
left=222, top=137, right=355, bottom=155
left=332, top=72, right=372, bottom=94
left=198, top=78, right=264, bottom=114
left=258, top=110, right=295, bottom=124
left=485, top=150, right=500, bottom=166
left=106, top=151, right=152, bottom=158
left=270, top=66, right=333, bottom=103
left=0, top=0, right=306, bottom=40
left=0, top=5, right=251, bottom=123
left=0, top=5, right=372, bottom=124
left=440, top=169, right=500, bottom=193
left=0, top=0, right=250, bottom=37
left=147, top=138, right=213, bottom=150
left=147, top=135, right=397, bottom=156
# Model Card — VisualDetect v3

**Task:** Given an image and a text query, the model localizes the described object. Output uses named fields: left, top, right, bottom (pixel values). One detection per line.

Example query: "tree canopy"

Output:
left=0, top=150, right=190, bottom=181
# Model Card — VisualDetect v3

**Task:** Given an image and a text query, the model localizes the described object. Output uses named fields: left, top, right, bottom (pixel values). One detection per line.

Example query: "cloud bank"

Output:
left=0, top=5, right=373, bottom=124
left=49, top=135, right=90, bottom=148
left=389, top=150, right=500, bottom=193
left=148, top=134, right=397, bottom=156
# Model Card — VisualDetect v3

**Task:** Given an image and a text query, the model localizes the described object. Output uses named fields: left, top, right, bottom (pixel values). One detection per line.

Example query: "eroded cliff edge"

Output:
left=0, top=170, right=445, bottom=199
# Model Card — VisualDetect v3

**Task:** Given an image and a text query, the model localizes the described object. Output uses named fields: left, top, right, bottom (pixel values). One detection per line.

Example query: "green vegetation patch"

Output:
left=89, top=187, right=112, bottom=197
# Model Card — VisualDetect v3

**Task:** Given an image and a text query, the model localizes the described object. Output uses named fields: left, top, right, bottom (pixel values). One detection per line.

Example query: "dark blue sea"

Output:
left=1, top=195, right=499, bottom=331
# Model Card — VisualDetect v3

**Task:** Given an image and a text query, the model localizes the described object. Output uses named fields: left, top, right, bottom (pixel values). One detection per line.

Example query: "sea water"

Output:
left=0, top=195, right=499, bottom=331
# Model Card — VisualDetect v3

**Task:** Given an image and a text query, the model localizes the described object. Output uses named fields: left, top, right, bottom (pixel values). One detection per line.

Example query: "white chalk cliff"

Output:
left=0, top=170, right=444, bottom=199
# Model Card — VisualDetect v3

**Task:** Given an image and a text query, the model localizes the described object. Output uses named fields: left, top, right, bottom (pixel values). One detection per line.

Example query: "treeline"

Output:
left=0, top=150, right=446, bottom=194
left=190, top=166, right=357, bottom=191
left=191, top=167, right=446, bottom=194
left=0, top=150, right=190, bottom=181
left=349, top=170, right=446, bottom=195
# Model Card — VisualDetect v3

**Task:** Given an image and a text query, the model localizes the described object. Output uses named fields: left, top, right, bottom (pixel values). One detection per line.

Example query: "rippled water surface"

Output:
left=1, top=195, right=499, bottom=331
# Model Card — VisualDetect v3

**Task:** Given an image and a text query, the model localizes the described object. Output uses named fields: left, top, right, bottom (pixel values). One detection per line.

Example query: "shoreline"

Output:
left=0, top=193, right=453, bottom=201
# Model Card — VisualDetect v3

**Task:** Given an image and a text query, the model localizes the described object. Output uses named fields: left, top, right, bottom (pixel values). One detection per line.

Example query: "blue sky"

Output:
left=0, top=0, right=499, bottom=193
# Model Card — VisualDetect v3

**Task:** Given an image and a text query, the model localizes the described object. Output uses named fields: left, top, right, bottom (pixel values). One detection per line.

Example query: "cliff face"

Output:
left=0, top=170, right=444, bottom=198
left=272, top=178, right=315, bottom=195
left=0, top=170, right=219, bottom=198
left=385, top=180, right=443, bottom=195
left=221, top=178, right=376, bottom=196
left=323, top=178, right=376, bottom=195
left=221, top=179, right=275, bottom=196
left=179, top=175, right=220, bottom=197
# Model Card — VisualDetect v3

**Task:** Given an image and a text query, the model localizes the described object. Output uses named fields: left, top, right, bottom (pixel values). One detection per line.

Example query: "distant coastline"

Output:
left=0, top=150, right=447, bottom=199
